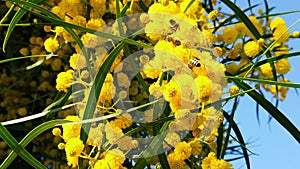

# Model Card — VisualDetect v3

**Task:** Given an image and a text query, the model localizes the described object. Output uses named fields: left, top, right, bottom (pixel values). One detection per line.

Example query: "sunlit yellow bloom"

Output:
left=58, top=143, right=65, bottom=150
left=64, top=137, right=84, bottom=167
left=98, top=73, right=116, bottom=103
left=149, top=1, right=180, bottom=15
left=56, top=70, right=74, bottom=92
left=213, top=47, right=224, bottom=57
left=244, top=41, right=260, bottom=57
left=257, top=38, right=265, bottom=46
left=167, top=153, right=190, bottom=169
left=222, top=27, right=238, bottom=44
left=44, top=37, right=59, bottom=53
left=62, top=115, right=81, bottom=141
left=229, top=86, right=239, bottom=96
left=69, top=53, right=87, bottom=69
left=201, top=152, right=233, bottom=169
left=260, top=62, right=273, bottom=79
left=173, top=141, right=192, bottom=161
left=52, top=127, right=61, bottom=136
left=193, top=75, right=212, bottom=103
left=180, top=0, right=202, bottom=19
left=208, top=10, right=220, bottom=20
left=275, top=58, right=290, bottom=74
left=292, top=31, right=300, bottom=38
left=270, top=17, right=286, bottom=31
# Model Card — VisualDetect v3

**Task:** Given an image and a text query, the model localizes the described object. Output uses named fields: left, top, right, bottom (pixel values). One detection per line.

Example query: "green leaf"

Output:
left=222, top=110, right=251, bottom=169
left=213, top=3, right=260, bottom=33
left=45, top=87, right=73, bottom=119
left=2, top=0, right=43, bottom=52
left=234, top=51, right=300, bottom=75
left=0, top=55, right=47, bottom=64
left=80, top=43, right=125, bottom=144
left=137, top=0, right=148, bottom=12
left=228, top=72, right=300, bottom=143
left=0, top=124, right=48, bottom=169
left=226, top=76, right=300, bottom=88
left=8, top=0, right=150, bottom=48
left=221, top=0, right=261, bottom=40
left=133, top=121, right=171, bottom=168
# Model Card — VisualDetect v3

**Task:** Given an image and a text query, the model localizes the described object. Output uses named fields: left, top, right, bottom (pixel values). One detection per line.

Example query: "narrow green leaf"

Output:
left=0, top=124, right=48, bottom=169
left=133, top=121, right=171, bottom=168
left=46, top=87, right=73, bottom=119
left=121, top=2, right=131, bottom=16
left=222, top=111, right=251, bottom=169
left=137, top=0, right=148, bottom=12
left=229, top=72, right=300, bottom=143
left=226, top=76, right=300, bottom=88
left=220, top=97, right=239, bottom=159
left=221, top=0, right=261, bottom=40
left=8, top=0, right=150, bottom=48
left=0, top=4, right=16, bottom=24
left=80, top=43, right=125, bottom=144
left=234, top=51, right=300, bottom=75
left=213, top=3, right=260, bottom=33
left=3, top=0, right=43, bottom=52
left=0, top=55, right=47, bottom=64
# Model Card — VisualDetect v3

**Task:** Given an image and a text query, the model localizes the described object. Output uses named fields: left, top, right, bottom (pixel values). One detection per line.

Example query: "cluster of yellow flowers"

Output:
left=1, top=0, right=298, bottom=168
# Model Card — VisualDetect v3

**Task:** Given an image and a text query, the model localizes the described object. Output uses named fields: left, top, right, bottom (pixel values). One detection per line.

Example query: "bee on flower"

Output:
left=188, top=58, right=201, bottom=69
left=169, top=19, right=180, bottom=32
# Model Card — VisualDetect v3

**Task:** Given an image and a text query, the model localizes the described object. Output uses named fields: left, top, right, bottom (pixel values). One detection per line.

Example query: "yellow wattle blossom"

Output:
left=270, top=17, right=290, bottom=43
left=273, top=25, right=290, bottom=43
left=173, top=141, right=192, bottom=161
left=292, top=31, right=300, bottom=38
left=149, top=1, right=180, bottom=15
left=44, top=37, right=59, bottom=53
left=270, top=17, right=286, bottom=31
left=201, top=152, right=233, bottom=169
left=104, top=149, right=125, bottom=168
left=275, top=58, right=291, bottom=74
left=208, top=10, right=220, bottom=20
left=55, top=70, right=74, bottom=92
left=62, top=115, right=81, bottom=141
left=257, top=38, right=265, bottom=46
left=213, top=47, right=224, bottom=57
left=64, top=137, right=84, bottom=167
left=69, top=53, right=87, bottom=69
left=244, top=41, right=260, bottom=58
left=189, top=139, right=202, bottom=155
left=229, top=86, right=239, bottom=96
left=98, top=73, right=116, bottom=103
left=180, top=0, right=202, bottom=19
left=52, top=127, right=61, bottom=136
left=193, top=75, right=212, bottom=103
left=167, top=153, right=190, bottom=169
left=109, top=113, right=132, bottom=129
left=143, top=60, right=163, bottom=79
left=222, top=27, right=238, bottom=44
left=94, top=159, right=110, bottom=169
left=90, top=0, right=106, bottom=17
left=72, top=15, right=87, bottom=27
left=260, top=62, right=273, bottom=79
left=247, top=15, right=263, bottom=39
left=81, top=33, right=99, bottom=48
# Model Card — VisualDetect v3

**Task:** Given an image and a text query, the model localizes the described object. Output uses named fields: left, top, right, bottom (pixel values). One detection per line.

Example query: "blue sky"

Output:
left=223, top=0, right=300, bottom=169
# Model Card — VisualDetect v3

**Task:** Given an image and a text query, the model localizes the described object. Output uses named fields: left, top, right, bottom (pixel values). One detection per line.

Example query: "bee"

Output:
left=188, top=58, right=201, bottom=69
left=165, top=36, right=181, bottom=46
left=169, top=19, right=180, bottom=32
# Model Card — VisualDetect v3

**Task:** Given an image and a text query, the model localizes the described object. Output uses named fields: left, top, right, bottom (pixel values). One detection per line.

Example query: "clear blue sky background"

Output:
left=221, top=1, right=300, bottom=169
